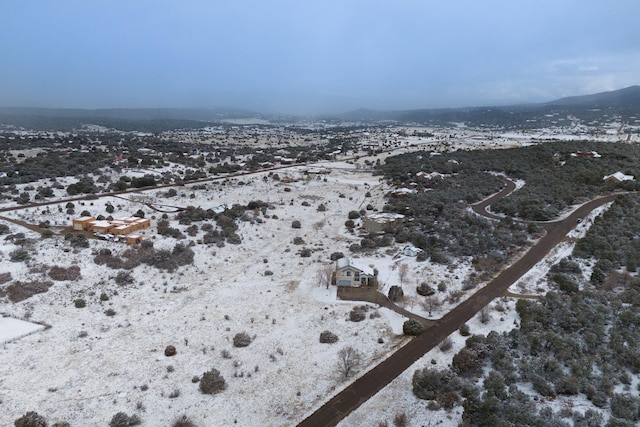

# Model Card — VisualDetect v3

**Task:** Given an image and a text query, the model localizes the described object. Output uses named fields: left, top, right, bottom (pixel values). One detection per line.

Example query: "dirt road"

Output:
left=298, top=183, right=617, bottom=427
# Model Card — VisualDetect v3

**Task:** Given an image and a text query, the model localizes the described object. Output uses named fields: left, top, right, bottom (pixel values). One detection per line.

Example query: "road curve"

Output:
left=298, top=187, right=618, bottom=427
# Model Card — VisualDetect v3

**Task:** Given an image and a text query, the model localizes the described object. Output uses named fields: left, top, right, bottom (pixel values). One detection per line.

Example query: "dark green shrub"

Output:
left=403, top=319, right=423, bottom=336
left=74, top=298, right=86, bottom=308
left=291, top=220, right=301, bottom=229
left=610, top=393, right=640, bottom=422
left=348, top=210, right=360, bottom=219
left=412, top=368, right=461, bottom=402
left=388, top=285, right=404, bottom=302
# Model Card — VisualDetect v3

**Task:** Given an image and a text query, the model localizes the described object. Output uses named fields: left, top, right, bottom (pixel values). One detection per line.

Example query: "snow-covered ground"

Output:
left=0, top=154, right=615, bottom=426
left=0, top=163, right=481, bottom=426
left=339, top=194, right=614, bottom=427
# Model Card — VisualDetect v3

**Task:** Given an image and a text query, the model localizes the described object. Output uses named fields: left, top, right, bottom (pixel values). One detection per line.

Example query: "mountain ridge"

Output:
left=1, top=86, right=639, bottom=130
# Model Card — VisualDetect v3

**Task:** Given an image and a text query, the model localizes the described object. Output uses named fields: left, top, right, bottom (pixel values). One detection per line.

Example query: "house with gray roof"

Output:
left=335, top=257, right=376, bottom=287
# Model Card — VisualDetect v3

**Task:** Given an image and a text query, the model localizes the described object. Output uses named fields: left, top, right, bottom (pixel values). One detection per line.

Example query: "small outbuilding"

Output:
left=363, top=213, right=404, bottom=233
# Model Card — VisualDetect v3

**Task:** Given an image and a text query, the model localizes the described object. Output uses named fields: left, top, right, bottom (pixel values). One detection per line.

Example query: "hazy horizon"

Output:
left=1, top=1, right=639, bottom=114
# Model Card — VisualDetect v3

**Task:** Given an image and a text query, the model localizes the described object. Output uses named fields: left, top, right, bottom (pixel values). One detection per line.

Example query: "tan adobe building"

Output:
left=71, top=216, right=151, bottom=244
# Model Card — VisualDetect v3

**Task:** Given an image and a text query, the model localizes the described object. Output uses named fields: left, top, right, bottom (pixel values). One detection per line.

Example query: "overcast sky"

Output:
left=1, top=1, right=639, bottom=114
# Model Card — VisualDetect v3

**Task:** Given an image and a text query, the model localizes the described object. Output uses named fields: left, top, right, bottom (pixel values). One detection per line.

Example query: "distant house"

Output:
left=416, top=171, right=443, bottom=180
left=391, top=187, right=417, bottom=197
left=603, top=172, right=635, bottom=183
left=335, top=258, right=376, bottom=287
left=71, top=215, right=150, bottom=245
left=402, top=245, right=424, bottom=257
left=571, top=151, right=601, bottom=159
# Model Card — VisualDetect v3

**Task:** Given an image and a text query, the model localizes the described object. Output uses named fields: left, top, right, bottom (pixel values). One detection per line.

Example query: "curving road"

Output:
left=298, top=181, right=618, bottom=427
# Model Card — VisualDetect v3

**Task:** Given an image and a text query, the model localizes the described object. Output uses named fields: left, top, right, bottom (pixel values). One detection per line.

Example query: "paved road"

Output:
left=298, top=182, right=618, bottom=427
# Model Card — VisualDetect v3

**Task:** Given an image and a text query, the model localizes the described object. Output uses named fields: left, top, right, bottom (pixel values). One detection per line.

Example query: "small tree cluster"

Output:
left=49, top=265, right=81, bottom=281
left=7, top=280, right=53, bottom=302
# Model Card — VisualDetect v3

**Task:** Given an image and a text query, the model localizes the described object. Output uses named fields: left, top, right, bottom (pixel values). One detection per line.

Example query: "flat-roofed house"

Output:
left=72, top=216, right=96, bottom=231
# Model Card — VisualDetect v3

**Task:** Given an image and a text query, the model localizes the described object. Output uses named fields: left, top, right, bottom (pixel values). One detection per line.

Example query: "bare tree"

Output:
left=421, top=296, right=441, bottom=317
left=313, top=219, right=326, bottom=233
left=398, top=263, right=409, bottom=285
left=407, top=296, right=416, bottom=311
left=336, top=346, right=362, bottom=378
left=316, top=264, right=334, bottom=289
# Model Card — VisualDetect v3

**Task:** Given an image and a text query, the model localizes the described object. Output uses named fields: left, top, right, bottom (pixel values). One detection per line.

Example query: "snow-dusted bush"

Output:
left=199, top=368, right=226, bottom=395
left=9, top=248, right=30, bottom=262
left=416, top=282, right=435, bottom=296
left=164, top=345, right=177, bottom=357
left=233, top=332, right=252, bottom=348
left=114, top=271, right=134, bottom=286
left=108, top=411, right=141, bottom=427
left=319, top=331, right=339, bottom=344
left=49, top=266, right=81, bottom=281
left=14, top=411, right=47, bottom=427
left=348, top=307, right=366, bottom=322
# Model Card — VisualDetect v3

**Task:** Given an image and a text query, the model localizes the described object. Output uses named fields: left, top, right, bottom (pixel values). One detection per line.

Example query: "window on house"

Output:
left=346, top=271, right=351, bottom=276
